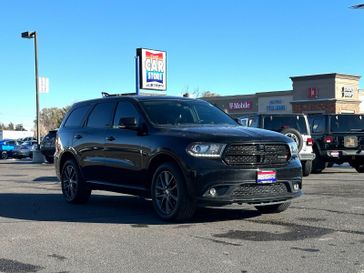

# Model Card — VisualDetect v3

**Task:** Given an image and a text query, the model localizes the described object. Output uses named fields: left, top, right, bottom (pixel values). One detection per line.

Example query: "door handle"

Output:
left=74, top=134, right=82, bottom=140
left=106, top=136, right=115, bottom=141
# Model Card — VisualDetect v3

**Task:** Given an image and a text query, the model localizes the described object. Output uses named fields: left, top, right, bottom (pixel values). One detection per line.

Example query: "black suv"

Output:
left=308, top=114, right=364, bottom=173
left=40, top=130, right=57, bottom=163
left=55, top=96, right=302, bottom=221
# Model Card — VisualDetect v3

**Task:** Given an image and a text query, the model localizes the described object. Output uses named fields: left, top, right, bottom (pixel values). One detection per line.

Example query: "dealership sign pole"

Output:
left=136, top=48, right=167, bottom=94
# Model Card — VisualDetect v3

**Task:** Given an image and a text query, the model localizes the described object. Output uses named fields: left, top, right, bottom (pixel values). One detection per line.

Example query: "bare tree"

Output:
left=36, top=106, right=70, bottom=136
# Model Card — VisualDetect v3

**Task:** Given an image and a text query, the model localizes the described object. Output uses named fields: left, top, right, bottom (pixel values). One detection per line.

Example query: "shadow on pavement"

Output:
left=0, top=193, right=260, bottom=225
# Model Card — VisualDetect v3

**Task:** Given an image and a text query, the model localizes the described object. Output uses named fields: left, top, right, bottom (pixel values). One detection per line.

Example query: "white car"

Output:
left=238, top=114, right=315, bottom=176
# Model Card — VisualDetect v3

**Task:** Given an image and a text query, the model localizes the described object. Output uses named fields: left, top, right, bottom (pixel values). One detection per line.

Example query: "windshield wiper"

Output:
left=349, top=128, right=364, bottom=132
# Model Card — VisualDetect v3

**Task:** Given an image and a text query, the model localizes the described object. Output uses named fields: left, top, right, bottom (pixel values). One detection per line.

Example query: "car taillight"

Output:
left=323, top=135, right=334, bottom=144
left=307, top=137, right=313, bottom=146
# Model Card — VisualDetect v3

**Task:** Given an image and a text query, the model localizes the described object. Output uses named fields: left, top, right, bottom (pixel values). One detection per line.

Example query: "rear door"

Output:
left=102, top=100, right=145, bottom=188
left=73, top=101, right=116, bottom=181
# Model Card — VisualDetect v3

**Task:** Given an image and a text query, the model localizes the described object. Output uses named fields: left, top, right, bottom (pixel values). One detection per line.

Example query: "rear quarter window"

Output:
left=64, top=105, right=90, bottom=128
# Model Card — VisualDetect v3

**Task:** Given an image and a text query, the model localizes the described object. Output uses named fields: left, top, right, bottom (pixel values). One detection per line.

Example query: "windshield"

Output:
left=140, top=99, right=237, bottom=126
left=330, top=115, right=364, bottom=132
left=262, top=115, right=308, bottom=134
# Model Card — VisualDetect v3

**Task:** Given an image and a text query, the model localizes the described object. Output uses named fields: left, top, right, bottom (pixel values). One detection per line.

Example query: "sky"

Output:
left=1, top=0, right=364, bottom=130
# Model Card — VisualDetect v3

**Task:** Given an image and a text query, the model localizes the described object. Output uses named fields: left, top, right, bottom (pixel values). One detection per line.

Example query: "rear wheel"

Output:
left=61, top=159, right=91, bottom=203
left=151, top=162, right=196, bottom=221
left=302, top=160, right=312, bottom=177
left=255, top=202, right=291, bottom=214
left=351, top=160, right=364, bottom=173
left=312, top=149, right=327, bottom=173
left=45, top=155, right=54, bottom=163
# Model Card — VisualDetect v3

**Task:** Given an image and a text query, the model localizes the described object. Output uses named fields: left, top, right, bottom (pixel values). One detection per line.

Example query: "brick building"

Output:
left=204, top=73, right=363, bottom=117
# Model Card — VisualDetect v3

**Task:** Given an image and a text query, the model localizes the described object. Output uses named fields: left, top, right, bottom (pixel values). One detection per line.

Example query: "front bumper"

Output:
left=188, top=159, right=302, bottom=206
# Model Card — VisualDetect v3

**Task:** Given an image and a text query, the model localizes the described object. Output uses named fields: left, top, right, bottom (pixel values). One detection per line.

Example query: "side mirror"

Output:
left=119, top=117, right=138, bottom=130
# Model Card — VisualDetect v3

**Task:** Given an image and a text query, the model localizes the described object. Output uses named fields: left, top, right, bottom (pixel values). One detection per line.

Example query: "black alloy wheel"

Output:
left=151, top=162, right=196, bottom=221
left=61, top=159, right=91, bottom=203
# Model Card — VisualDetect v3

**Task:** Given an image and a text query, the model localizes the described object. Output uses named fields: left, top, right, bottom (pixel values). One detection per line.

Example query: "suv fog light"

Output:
left=293, top=184, right=299, bottom=191
left=209, top=188, right=217, bottom=197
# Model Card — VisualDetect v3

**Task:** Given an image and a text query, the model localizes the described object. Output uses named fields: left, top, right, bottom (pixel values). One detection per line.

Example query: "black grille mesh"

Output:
left=231, top=183, right=289, bottom=199
left=223, top=144, right=290, bottom=166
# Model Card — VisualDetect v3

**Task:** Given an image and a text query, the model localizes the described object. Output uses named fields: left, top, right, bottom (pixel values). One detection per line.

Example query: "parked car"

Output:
left=40, top=130, right=57, bottom=163
left=0, top=139, right=19, bottom=159
left=55, top=96, right=302, bottom=221
left=12, top=140, right=37, bottom=159
left=238, top=114, right=315, bottom=176
left=308, top=114, right=364, bottom=173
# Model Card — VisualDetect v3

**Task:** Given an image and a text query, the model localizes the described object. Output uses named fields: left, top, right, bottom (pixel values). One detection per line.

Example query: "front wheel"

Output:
left=61, top=159, right=91, bottom=204
left=255, top=202, right=291, bottom=214
left=302, top=160, right=312, bottom=177
left=151, top=162, right=196, bottom=221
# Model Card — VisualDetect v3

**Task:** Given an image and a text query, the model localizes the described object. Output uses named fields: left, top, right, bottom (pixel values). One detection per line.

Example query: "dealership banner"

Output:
left=137, top=48, right=167, bottom=91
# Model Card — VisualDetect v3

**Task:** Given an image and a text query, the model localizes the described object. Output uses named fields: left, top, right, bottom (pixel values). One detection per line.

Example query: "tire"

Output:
left=61, top=159, right=91, bottom=204
left=151, top=162, right=196, bottom=221
left=352, top=161, right=364, bottom=173
left=327, top=162, right=334, bottom=168
left=311, top=149, right=327, bottom=174
left=301, top=160, right=312, bottom=177
left=1, top=151, right=8, bottom=160
left=255, top=202, right=291, bottom=214
left=281, top=128, right=303, bottom=152
left=45, top=155, right=54, bottom=164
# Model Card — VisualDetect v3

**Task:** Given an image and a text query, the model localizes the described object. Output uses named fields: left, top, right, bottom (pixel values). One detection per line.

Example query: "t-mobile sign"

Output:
left=228, top=101, right=253, bottom=111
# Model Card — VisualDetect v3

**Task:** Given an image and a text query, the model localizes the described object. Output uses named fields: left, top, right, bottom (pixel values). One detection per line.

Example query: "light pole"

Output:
left=21, top=31, right=43, bottom=162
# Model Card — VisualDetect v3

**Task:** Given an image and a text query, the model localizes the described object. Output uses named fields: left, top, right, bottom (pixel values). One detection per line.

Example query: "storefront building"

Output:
left=205, top=73, right=363, bottom=117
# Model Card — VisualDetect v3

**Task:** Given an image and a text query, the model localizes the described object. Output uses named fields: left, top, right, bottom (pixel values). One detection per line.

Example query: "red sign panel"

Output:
left=308, top=88, right=318, bottom=98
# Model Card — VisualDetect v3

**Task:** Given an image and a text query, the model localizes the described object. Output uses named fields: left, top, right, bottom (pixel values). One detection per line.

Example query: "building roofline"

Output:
left=290, top=73, right=361, bottom=81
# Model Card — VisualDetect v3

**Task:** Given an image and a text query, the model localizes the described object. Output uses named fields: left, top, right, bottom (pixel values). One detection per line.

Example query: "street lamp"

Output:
left=21, top=31, right=43, bottom=162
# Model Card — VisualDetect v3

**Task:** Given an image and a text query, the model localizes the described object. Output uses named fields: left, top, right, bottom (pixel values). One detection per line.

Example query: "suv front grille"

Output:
left=231, top=183, right=289, bottom=199
left=223, top=144, right=290, bottom=166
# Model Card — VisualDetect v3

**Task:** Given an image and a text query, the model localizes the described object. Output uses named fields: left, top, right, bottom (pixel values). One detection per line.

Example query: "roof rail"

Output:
left=101, top=92, right=137, bottom=97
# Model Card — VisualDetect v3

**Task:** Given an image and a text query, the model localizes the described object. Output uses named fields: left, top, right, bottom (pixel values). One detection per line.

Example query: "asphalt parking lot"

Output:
left=0, top=160, right=363, bottom=273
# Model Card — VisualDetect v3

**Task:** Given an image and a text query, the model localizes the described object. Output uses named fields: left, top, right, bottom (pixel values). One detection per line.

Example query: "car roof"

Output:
left=72, top=95, right=199, bottom=107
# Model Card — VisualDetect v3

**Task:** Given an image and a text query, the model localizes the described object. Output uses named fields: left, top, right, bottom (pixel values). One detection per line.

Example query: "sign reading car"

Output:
left=137, top=48, right=167, bottom=91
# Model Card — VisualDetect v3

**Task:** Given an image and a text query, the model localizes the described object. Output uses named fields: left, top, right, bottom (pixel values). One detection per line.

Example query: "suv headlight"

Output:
left=187, top=143, right=226, bottom=158
left=288, top=142, right=298, bottom=157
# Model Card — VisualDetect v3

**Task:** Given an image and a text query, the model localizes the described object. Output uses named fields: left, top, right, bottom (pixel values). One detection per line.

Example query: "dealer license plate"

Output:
left=257, top=170, right=277, bottom=183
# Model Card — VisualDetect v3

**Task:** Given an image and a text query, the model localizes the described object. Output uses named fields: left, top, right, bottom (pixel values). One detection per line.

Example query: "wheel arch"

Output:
left=147, top=152, right=191, bottom=194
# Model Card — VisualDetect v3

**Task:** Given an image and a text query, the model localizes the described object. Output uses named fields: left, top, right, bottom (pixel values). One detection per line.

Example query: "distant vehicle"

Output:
left=0, top=139, right=19, bottom=159
left=40, top=130, right=57, bottom=163
left=308, top=114, right=364, bottom=173
left=55, top=96, right=302, bottom=221
left=12, top=141, right=37, bottom=159
left=238, top=114, right=315, bottom=176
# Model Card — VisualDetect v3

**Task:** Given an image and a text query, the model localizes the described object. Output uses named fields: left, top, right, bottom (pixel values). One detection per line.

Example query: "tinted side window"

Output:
left=86, top=102, right=115, bottom=129
left=113, top=101, right=140, bottom=128
left=64, top=105, right=90, bottom=128
left=308, top=115, right=325, bottom=134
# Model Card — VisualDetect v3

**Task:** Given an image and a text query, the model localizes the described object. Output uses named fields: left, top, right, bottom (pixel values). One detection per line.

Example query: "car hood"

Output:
left=160, top=125, right=291, bottom=143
